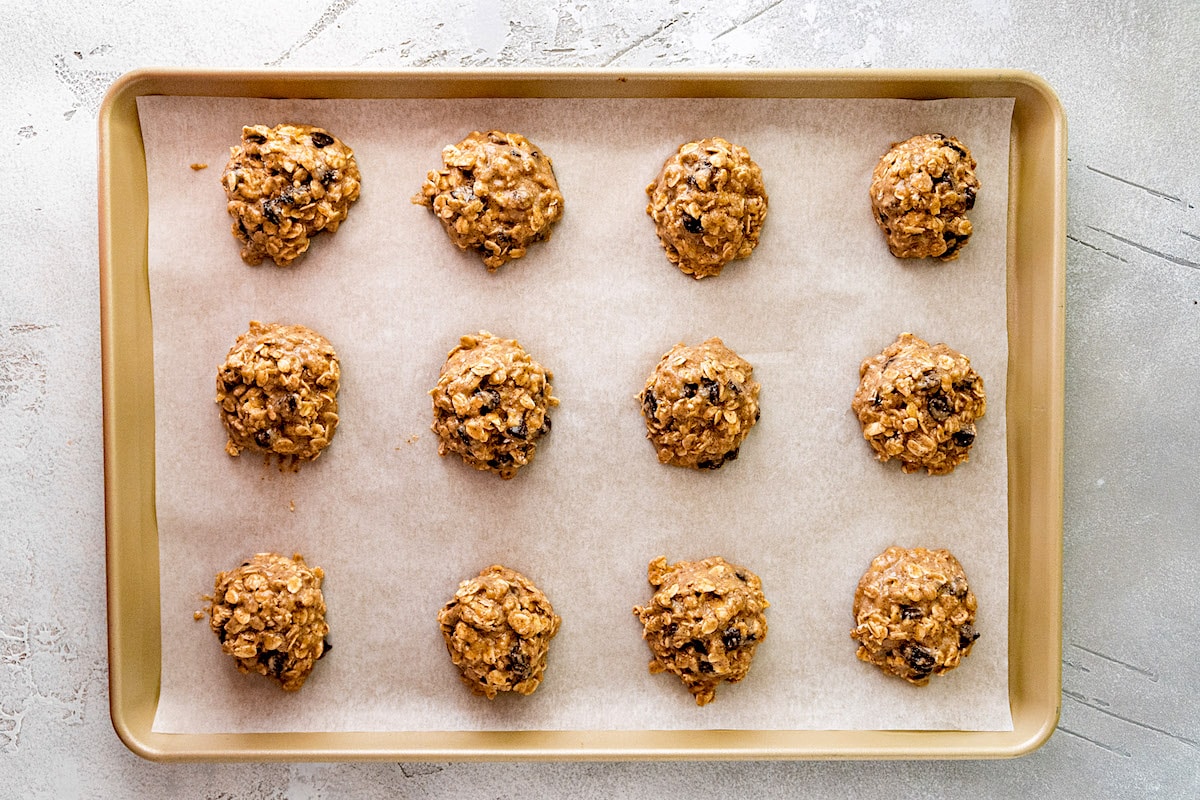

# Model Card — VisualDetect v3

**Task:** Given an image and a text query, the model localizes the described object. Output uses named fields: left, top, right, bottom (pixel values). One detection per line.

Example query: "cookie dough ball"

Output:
left=640, top=337, right=760, bottom=469
left=437, top=565, right=561, bottom=699
left=205, top=552, right=329, bottom=691
left=869, top=133, right=979, bottom=260
left=851, top=546, right=980, bottom=684
left=632, top=556, right=769, bottom=706
left=645, top=137, right=768, bottom=279
left=414, top=131, right=564, bottom=271
left=221, top=123, right=361, bottom=267
left=851, top=332, right=985, bottom=475
left=216, top=321, right=341, bottom=465
left=430, top=332, right=558, bottom=479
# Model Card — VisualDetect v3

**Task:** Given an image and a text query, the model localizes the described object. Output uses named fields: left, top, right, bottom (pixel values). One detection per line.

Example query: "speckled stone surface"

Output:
left=2, top=1, right=1198, bottom=795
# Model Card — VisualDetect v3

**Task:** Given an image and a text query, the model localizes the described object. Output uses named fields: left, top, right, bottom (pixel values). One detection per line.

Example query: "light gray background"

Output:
left=1, top=0, right=1197, bottom=796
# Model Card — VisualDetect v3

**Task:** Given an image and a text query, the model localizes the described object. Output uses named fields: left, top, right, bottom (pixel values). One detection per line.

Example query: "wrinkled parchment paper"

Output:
left=139, top=94, right=1014, bottom=733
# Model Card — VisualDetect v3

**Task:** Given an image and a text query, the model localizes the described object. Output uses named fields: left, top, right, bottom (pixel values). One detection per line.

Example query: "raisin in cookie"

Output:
left=430, top=331, right=558, bottom=479
left=645, top=137, right=768, bottom=279
left=221, top=123, right=361, bottom=267
left=851, top=546, right=980, bottom=685
left=216, top=321, right=340, bottom=465
left=640, top=337, right=760, bottom=470
left=633, top=556, right=769, bottom=706
left=414, top=131, right=564, bottom=271
left=851, top=332, right=985, bottom=475
left=869, top=133, right=979, bottom=260
left=438, top=564, right=561, bottom=699
left=204, top=552, right=329, bottom=691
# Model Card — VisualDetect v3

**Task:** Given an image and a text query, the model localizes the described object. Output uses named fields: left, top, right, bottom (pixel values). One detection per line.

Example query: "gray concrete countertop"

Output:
left=2, top=1, right=1197, bottom=796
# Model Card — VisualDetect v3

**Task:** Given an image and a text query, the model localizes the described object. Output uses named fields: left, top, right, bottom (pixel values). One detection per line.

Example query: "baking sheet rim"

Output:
left=100, top=67, right=1065, bottom=761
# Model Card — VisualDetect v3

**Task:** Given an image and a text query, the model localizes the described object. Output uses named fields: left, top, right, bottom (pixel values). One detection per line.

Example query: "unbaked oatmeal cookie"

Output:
left=203, top=552, right=330, bottom=691
left=645, top=137, right=768, bottom=279
left=869, top=133, right=979, bottom=260
left=414, top=130, right=564, bottom=271
left=633, top=556, right=769, bottom=706
left=221, top=123, right=361, bottom=267
left=640, top=337, right=760, bottom=470
left=851, top=546, right=980, bottom=684
left=430, top=331, right=558, bottom=479
left=438, top=564, right=561, bottom=699
left=216, top=321, right=340, bottom=466
left=851, top=332, right=985, bottom=475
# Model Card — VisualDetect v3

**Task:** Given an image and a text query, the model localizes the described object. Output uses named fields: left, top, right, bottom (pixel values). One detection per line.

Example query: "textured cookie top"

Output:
left=414, top=130, right=564, bottom=271
left=633, top=555, right=769, bottom=706
left=851, top=332, right=985, bottom=475
left=429, top=331, right=558, bottom=479
left=205, top=552, right=329, bottom=692
left=437, top=564, right=561, bottom=699
left=641, top=337, right=761, bottom=470
left=851, top=546, right=979, bottom=685
left=221, top=123, right=361, bottom=267
left=869, top=133, right=979, bottom=260
left=645, top=137, right=768, bottom=279
left=216, top=321, right=340, bottom=466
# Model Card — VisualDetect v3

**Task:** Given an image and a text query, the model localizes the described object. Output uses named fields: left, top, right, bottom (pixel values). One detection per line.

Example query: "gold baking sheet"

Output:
left=100, top=69, right=1065, bottom=760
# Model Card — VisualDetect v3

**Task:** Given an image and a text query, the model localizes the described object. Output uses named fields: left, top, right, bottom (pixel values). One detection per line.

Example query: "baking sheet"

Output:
left=139, top=95, right=1014, bottom=734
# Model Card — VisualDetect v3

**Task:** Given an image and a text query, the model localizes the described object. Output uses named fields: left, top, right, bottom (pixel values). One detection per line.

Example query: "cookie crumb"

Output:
left=190, top=162, right=208, bottom=171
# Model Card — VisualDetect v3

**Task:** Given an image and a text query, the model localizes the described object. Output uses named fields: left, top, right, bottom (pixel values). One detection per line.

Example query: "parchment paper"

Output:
left=140, top=94, right=1014, bottom=733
